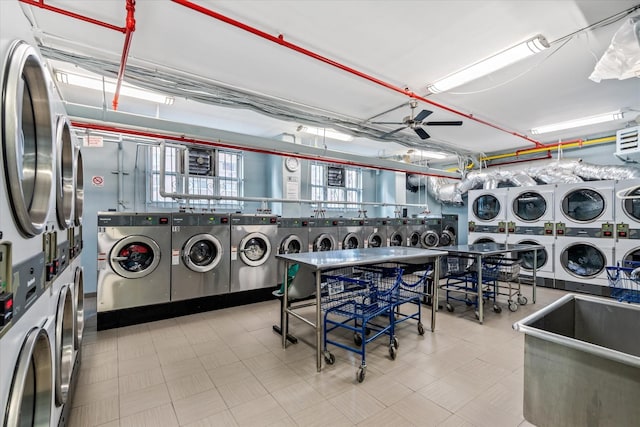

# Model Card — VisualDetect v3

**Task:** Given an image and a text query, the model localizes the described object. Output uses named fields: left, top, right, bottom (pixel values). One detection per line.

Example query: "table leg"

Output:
left=282, top=261, right=289, bottom=349
left=532, top=249, right=537, bottom=304
left=431, top=256, right=440, bottom=331
left=477, top=254, right=483, bottom=324
left=316, top=270, right=322, bottom=372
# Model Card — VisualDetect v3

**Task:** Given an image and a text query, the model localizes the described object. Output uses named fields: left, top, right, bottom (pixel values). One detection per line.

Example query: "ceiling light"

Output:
left=55, top=71, right=175, bottom=105
left=297, top=125, right=353, bottom=141
left=426, top=35, right=549, bottom=94
left=409, top=150, right=448, bottom=159
left=531, top=111, right=625, bottom=134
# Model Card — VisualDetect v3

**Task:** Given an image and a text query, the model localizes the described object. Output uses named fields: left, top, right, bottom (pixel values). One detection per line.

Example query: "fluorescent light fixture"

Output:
left=426, top=35, right=549, bottom=94
left=297, top=125, right=353, bottom=141
left=55, top=71, right=175, bottom=105
left=407, top=149, right=448, bottom=159
left=531, top=111, right=625, bottom=134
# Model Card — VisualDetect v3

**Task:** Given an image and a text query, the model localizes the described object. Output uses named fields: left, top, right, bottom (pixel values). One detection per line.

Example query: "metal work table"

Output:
left=443, top=243, right=543, bottom=323
left=277, top=246, right=447, bottom=372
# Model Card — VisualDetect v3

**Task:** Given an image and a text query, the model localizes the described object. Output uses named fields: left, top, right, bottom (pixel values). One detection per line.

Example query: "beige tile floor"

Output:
left=69, top=285, right=567, bottom=427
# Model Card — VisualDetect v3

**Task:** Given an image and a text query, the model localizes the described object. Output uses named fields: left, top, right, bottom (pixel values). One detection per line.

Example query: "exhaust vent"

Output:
left=180, top=148, right=214, bottom=176
left=615, top=126, right=640, bottom=159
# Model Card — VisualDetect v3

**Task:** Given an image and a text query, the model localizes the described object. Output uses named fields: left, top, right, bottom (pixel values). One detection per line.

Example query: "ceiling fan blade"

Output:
left=380, top=126, right=408, bottom=138
left=414, top=127, right=430, bottom=139
left=371, top=121, right=405, bottom=125
left=424, top=121, right=463, bottom=126
left=414, top=109, right=433, bottom=122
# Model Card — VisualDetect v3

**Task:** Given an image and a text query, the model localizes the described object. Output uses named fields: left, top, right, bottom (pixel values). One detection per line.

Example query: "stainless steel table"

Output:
left=443, top=243, right=544, bottom=324
left=277, top=247, right=447, bottom=372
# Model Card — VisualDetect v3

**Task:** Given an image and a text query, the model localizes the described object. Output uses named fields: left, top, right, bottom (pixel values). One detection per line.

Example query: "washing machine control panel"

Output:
left=617, top=223, right=630, bottom=239
left=0, top=243, right=13, bottom=331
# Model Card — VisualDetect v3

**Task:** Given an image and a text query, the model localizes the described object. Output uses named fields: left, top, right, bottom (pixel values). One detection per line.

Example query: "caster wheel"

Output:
left=324, top=352, right=335, bottom=365
left=518, top=295, right=528, bottom=305
left=389, top=345, right=397, bottom=360
left=365, top=327, right=372, bottom=336
left=474, top=311, right=480, bottom=320
left=356, top=367, right=366, bottom=383
left=493, top=305, right=502, bottom=314
left=446, top=303, right=454, bottom=312
left=509, top=302, right=518, bottom=312
left=465, top=300, right=473, bottom=306
left=393, top=336, right=399, bottom=349
left=354, top=333, right=363, bottom=347
left=417, top=323, right=425, bottom=335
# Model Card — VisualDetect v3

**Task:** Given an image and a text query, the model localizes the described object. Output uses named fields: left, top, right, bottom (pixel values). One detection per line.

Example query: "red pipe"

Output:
left=71, top=121, right=459, bottom=179
left=486, top=152, right=551, bottom=167
left=171, top=0, right=544, bottom=148
left=112, top=0, right=136, bottom=111
left=18, top=0, right=126, bottom=33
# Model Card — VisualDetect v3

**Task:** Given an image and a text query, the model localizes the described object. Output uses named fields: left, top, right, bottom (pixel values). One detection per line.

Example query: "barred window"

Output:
left=148, top=145, right=243, bottom=208
left=310, top=162, right=362, bottom=209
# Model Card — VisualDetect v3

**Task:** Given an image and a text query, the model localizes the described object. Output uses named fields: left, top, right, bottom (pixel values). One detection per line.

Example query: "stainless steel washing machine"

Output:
left=97, top=213, right=172, bottom=313
left=276, top=217, right=309, bottom=281
left=338, top=218, right=363, bottom=250
left=440, top=214, right=458, bottom=247
left=387, top=218, right=407, bottom=247
left=229, top=214, right=278, bottom=292
left=421, top=218, right=441, bottom=248
left=307, top=217, right=339, bottom=252
left=406, top=218, right=425, bottom=248
left=362, top=218, right=387, bottom=248
left=171, top=212, right=230, bottom=300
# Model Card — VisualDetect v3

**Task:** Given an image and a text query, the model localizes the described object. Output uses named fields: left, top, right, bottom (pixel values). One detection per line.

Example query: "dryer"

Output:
left=468, top=188, right=509, bottom=236
left=467, top=233, right=502, bottom=245
left=387, top=218, right=406, bottom=247
left=421, top=218, right=441, bottom=248
left=406, top=218, right=425, bottom=248
left=171, top=212, right=230, bottom=300
left=229, top=214, right=278, bottom=292
left=97, top=213, right=172, bottom=315
left=506, top=184, right=555, bottom=237
left=555, top=180, right=615, bottom=238
left=362, top=218, right=387, bottom=248
left=307, top=217, right=339, bottom=252
left=338, top=218, right=363, bottom=250
left=614, top=179, right=640, bottom=267
left=554, top=237, right=615, bottom=296
left=507, top=233, right=555, bottom=288
left=276, top=217, right=309, bottom=281
left=440, top=214, right=458, bottom=247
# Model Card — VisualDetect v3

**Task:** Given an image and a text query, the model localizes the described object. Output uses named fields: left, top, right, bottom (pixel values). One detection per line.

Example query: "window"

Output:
left=310, top=162, right=362, bottom=209
left=148, top=145, right=243, bottom=208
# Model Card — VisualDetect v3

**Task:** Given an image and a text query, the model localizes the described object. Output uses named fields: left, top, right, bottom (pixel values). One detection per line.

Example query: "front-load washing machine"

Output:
left=421, top=218, right=441, bottom=248
left=171, top=212, right=230, bottom=300
left=440, top=214, right=458, bottom=247
left=362, top=218, right=387, bottom=248
left=507, top=184, right=555, bottom=236
left=71, top=259, right=85, bottom=351
left=406, top=218, right=426, bottom=248
left=338, top=218, right=363, bottom=250
left=507, top=233, right=555, bottom=287
left=555, top=181, right=615, bottom=238
left=554, top=236, right=615, bottom=296
left=69, top=148, right=84, bottom=262
left=229, top=214, right=278, bottom=292
left=97, top=213, right=172, bottom=315
left=307, top=217, right=339, bottom=252
left=387, top=218, right=406, bottom=247
left=468, top=188, right=509, bottom=239
left=276, top=217, right=309, bottom=281
left=615, top=178, right=640, bottom=239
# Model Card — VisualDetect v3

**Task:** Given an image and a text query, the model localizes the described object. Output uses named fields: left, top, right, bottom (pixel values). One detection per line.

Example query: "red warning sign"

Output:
left=92, top=176, right=104, bottom=187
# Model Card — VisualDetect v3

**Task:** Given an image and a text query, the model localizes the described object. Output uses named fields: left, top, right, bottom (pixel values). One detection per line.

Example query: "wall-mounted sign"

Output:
left=327, top=166, right=345, bottom=187
left=91, top=176, right=104, bottom=187
left=83, top=135, right=103, bottom=147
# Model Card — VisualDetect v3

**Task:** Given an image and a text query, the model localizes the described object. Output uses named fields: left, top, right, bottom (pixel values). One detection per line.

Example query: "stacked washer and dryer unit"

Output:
left=615, top=179, right=640, bottom=266
left=467, top=188, right=509, bottom=244
left=1, top=6, right=85, bottom=425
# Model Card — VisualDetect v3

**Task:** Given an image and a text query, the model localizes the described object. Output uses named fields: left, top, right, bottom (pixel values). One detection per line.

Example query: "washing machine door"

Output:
left=4, top=327, right=53, bottom=427
left=622, top=187, right=640, bottom=222
left=561, top=242, right=605, bottom=279
left=74, top=266, right=85, bottom=349
left=313, top=234, right=334, bottom=251
left=473, top=237, right=495, bottom=244
left=389, top=232, right=404, bottom=247
left=183, top=234, right=222, bottom=273
left=439, top=228, right=455, bottom=246
left=561, top=188, right=605, bottom=222
left=473, top=194, right=500, bottom=221
left=2, top=41, right=54, bottom=237
left=342, top=233, right=360, bottom=250
left=74, top=149, right=84, bottom=226
left=55, top=116, right=74, bottom=229
left=368, top=233, right=383, bottom=248
left=516, top=239, right=548, bottom=271
left=239, top=232, right=271, bottom=267
left=408, top=231, right=421, bottom=247
left=421, top=230, right=440, bottom=248
left=110, top=235, right=161, bottom=278
left=280, top=235, right=302, bottom=254
left=55, top=285, right=74, bottom=406
left=513, top=191, right=547, bottom=222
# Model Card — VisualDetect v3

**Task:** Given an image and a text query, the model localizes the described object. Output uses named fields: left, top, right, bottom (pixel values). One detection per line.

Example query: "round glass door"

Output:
left=421, top=231, right=439, bottom=248
left=473, top=194, right=500, bottom=221
left=368, top=233, right=383, bottom=248
left=440, top=228, right=455, bottom=246
left=561, top=243, right=605, bottom=279
left=622, top=187, right=640, bottom=222
left=516, top=240, right=547, bottom=271
left=239, top=232, right=271, bottom=266
left=55, top=285, right=74, bottom=406
left=184, top=234, right=222, bottom=272
left=473, top=237, right=495, bottom=244
left=389, top=232, right=404, bottom=247
left=313, top=234, right=334, bottom=251
left=409, top=232, right=421, bottom=247
left=280, top=235, right=302, bottom=254
left=74, top=149, right=84, bottom=226
left=342, top=233, right=360, bottom=250
left=110, top=236, right=161, bottom=278
left=74, top=266, right=85, bottom=349
left=2, top=41, right=54, bottom=237
left=562, top=188, right=605, bottom=222
left=513, top=192, right=546, bottom=222
left=56, top=116, right=74, bottom=229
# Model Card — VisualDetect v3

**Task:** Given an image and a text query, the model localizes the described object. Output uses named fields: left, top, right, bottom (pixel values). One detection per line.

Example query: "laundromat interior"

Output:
left=2, top=1, right=640, bottom=426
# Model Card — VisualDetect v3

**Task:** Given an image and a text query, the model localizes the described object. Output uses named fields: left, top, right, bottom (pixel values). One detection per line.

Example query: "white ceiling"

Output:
left=16, top=0, right=640, bottom=160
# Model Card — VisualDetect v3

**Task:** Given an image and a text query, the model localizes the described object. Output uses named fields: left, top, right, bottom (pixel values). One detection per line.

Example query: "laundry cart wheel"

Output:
left=356, top=366, right=366, bottom=383
left=493, top=305, right=502, bottom=314
left=324, top=351, right=335, bottom=365
left=509, top=302, right=519, bottom=312
left=417, top=322, right=425, bottom=335
left=446, top=303, right=454, bottom=312
left=518, top=295, right=528, bottom=305
left=389, top=345, right=397, bottom=360
left=393, top=336, right=399, bottom=349
left=354, top=333, right=363, bottom=347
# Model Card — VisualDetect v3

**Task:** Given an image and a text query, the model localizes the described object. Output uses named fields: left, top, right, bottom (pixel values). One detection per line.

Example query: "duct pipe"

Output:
left=112, top=0, right=136, bottom=111
left=171, top=0, right=543, bottom=148
left=18, top=0, right=126, bottom=32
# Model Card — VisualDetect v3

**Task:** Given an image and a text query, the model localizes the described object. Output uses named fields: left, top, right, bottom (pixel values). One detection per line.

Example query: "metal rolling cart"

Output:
left=441, top=242, right=543, bottom=323
left=277, top=247, right=447, bottom=373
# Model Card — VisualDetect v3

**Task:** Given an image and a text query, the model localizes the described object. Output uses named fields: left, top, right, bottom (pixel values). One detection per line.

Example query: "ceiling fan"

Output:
left=372, top=100, right=463, bottom=140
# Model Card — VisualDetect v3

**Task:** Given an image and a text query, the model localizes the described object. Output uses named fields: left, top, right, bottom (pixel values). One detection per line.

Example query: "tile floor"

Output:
left=69, top=285, right=567, bottom=427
